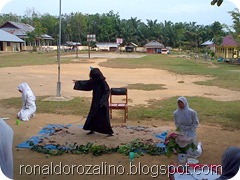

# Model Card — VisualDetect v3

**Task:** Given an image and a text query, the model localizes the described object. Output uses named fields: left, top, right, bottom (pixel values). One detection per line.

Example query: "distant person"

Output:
left=205, top=52, right=208, bottom=60
left=17, top=82, right=36, bottom=121
left=215, top=146, right=240, bottom=180
left=194, top=53, right=199, bottom=60
left=173, top=96, right=202, bottom=157
left=0, top=118, right=14, bottom=179
left=73, top=67, right=114, bottom=137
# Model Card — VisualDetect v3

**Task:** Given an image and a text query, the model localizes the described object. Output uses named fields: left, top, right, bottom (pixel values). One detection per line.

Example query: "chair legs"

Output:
left=126, top=108, right=128, bottom=119
left=124, top=108, right=128, bottom=123
left=124, top=110, right=126, bottom=123
left=109, top=108, right=128, bottom=123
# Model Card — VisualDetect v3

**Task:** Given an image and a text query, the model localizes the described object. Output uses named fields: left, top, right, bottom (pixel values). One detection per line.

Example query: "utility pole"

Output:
left=56, top=0, right=62, bottom=97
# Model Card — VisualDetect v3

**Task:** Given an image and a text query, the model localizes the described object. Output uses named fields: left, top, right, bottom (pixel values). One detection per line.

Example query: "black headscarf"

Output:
left=90, top=68, right=106, bottom=82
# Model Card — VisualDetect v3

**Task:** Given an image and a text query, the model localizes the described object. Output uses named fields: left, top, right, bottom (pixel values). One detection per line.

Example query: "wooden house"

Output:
left=95, top=42, right=119, bottom=52
left=0, top=21, right=53, bottom=51
left=143, top=40, right=165, bottom=53
left=215, top=35, right=239, bottom=59
left=0, top=29, right=24, bottom=52
left=125, top=42, right=138, bottom=52
left=201, top=39, right=215, bottom=52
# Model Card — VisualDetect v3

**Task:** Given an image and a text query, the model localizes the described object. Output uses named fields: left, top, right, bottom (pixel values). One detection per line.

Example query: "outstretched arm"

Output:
left=73, top=80, right=93, bottom=91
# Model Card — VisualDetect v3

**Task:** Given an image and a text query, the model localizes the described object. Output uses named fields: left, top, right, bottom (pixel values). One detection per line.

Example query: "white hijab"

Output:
left=17, top=82, right=36, bottom=102
left=176, top=96, right=191, bottom=117
left=173, top=96, right=199, bottom=139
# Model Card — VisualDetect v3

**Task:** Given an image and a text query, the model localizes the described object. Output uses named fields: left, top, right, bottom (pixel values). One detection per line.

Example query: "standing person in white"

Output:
left=17, top=82, right=36, bottom=121
left=0, top=118, right=14, bottom=179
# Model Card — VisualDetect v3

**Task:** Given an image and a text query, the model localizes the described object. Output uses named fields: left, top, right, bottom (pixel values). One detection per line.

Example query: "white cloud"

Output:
left=227, top=0, right=240, bottom=9
left=0, top=0, right=13, bottom=13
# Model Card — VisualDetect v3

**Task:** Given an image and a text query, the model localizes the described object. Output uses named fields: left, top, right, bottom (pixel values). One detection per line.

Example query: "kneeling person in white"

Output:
left=17, top=82, right=36, bottom=121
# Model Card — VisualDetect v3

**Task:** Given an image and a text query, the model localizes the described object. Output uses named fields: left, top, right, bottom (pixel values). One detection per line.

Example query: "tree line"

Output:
left=0, top=8, right=239, bottom=51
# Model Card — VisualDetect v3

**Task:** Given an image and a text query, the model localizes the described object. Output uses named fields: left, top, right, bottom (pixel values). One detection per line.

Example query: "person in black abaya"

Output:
left=73, top=68, right=114, bottom=136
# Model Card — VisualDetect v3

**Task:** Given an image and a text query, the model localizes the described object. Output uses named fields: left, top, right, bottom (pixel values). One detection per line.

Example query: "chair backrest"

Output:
left=110, top=88, right=128, bottom=104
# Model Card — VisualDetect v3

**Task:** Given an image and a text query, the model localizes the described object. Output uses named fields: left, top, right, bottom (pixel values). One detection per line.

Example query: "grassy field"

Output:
left=100, top=54, right=240, bottom=91
left=0, top=51, right=239, bottom=129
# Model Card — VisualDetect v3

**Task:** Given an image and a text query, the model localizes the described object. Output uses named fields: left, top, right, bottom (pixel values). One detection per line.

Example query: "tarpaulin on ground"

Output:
left=16, top=124, right=167, bottom=150
left=16, top=124, right=72, bottom=149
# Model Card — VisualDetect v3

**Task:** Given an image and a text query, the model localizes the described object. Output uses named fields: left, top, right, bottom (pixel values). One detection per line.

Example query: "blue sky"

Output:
left=0, top=0, right=239, bottom=26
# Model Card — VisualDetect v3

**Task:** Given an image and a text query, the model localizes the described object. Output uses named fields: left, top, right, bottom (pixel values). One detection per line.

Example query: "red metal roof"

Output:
left=221, top=35, right=239, bottom=47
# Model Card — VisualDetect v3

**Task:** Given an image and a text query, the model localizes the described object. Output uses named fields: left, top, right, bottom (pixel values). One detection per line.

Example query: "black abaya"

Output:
left=73, top=68, right=114, bottom=135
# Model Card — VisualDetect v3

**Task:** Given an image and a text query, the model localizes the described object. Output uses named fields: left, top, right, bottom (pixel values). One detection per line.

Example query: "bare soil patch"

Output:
left=0, top=56, right=239, bottom=180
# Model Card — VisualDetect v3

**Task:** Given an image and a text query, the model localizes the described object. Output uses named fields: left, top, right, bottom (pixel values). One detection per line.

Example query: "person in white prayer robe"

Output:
left=0, top=118, right=14, bottom=179
left=173, top=96, right=202, bottom=158
left=17, top=82, right=36, bottom=121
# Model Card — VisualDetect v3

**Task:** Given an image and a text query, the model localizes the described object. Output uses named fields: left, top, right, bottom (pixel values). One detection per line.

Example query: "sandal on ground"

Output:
left=106, top=134, right=114, bottom=137
left=86, top=131, right=95, bottom=135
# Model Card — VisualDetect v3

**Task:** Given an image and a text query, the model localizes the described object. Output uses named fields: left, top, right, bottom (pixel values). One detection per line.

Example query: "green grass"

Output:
left=0, top=52, right=240, bottom=129
left=0, top=51, right=78, bottom=68
left=1, top=95, right=239, bottom=129
left=125, top=83, right=166, bottom=91
left=0, top=96, right=91, bottom=116
left=99, top=55, right=240, bottom=91
left=129, top=96, right=240, bottom=130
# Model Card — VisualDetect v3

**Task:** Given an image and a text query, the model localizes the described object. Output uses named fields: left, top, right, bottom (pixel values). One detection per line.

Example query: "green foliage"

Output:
left=164, top=131, right=197, bottom=158
left=0, top=8, right=229, bottom=48
left=28, top=139, right=165, bottom=157
left=117, top=139, right=165, bottom=156
left=228, top=8, right=240, bottom=45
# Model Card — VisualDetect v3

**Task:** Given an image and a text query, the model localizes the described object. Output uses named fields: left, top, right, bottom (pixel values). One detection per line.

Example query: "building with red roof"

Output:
left=215, top=35, right=239, bottom=59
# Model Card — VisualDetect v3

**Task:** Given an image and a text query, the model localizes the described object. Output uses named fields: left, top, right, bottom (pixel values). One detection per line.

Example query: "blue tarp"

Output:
left=155, top=130, right=167, bottom=150
left=16, top=124, right=72, bottom=149
left=38, top=124, right=72, bottom=135
left=16, top=124, right=168, bottom=150
left=16, top=136, right=43, bottom=148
